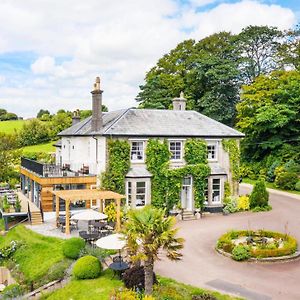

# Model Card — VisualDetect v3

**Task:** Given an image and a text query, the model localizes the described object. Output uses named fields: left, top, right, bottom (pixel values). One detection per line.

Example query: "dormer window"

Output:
left=130, top=141, right=144, bottom=162
left=169, top=141, right=182, bottom=161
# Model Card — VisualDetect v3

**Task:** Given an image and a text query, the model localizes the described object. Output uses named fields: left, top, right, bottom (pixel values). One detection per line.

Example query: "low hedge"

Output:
left=63, top=237, right=85, bottom=259
left=217, top=230, right=297, bottom=260
left=73, top=255, right=102, bottom=279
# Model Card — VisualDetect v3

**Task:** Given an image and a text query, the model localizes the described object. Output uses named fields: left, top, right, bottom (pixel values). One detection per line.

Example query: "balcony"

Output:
left=21, top=157, right=97, bottom=178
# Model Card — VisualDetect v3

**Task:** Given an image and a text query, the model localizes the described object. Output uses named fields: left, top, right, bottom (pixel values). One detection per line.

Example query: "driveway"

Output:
left=155, top=184, right=300, bottom=300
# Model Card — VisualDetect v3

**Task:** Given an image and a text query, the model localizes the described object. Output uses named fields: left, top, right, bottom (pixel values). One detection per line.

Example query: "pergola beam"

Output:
left=51, top=189, right=125, bottom=235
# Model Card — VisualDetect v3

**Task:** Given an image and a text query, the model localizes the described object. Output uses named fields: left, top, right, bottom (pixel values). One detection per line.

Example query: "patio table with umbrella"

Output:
left=96, top=233, right=129, bottom=276
left=71, top=209, right=108, bottom=232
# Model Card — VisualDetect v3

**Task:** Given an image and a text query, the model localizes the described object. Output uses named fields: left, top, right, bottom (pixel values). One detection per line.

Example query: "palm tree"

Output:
left=123, top=205, right=184, bottom=295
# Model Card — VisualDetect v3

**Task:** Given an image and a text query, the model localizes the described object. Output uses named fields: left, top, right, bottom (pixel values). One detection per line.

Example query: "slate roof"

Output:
left=126, top=166, right=152, bottom=178
left=58, top=108, right=244, bottom=138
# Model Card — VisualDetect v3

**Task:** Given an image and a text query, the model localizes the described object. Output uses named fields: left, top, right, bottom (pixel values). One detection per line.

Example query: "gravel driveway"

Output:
left=155, top=184, right=300, bottom=300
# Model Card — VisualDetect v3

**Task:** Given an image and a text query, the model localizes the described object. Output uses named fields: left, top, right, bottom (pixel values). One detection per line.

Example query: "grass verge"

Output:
left=242, top=178, right=300, bottom=196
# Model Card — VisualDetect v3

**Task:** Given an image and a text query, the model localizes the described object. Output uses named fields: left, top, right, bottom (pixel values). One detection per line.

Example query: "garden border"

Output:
left=216, top=247, right=300, bottom=262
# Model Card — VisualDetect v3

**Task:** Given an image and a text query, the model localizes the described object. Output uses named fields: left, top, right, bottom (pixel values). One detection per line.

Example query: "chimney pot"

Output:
left=172, top=92, right=187, bottom=111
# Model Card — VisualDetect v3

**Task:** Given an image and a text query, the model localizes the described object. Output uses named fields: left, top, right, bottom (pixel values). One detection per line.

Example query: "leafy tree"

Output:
left=137, top=33, right=240, bottom=125
left=18, top=119, right=50, bottom=146
left=80, top=105, right=108, bottom=120
left=0, top=133, right=21, bottom=182
left=37, top=109, right=50, bottom=119
left=237, top=70, right=300, bottom=161
left=49, top=111, right=72, bottom=137
left=124, top=206, right=184, bottom=295
left=236, top=25, right=282, bottom=82
left=278, top=25, right=300, bottom=71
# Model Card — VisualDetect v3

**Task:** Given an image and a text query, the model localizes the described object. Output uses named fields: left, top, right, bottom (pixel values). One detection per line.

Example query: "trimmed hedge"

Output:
left=63, top=237, right=85, bottom=259
left=217, top=230, right=297, bottom=260
left=73, top=255, right=102, bottom=279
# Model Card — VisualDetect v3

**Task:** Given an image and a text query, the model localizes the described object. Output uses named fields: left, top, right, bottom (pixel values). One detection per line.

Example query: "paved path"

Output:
left=155, top=184, right=300, bottom=300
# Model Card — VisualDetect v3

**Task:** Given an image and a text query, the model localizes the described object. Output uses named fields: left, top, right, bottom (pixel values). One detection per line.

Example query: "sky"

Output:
left=0, top=0, right=298, bottom=118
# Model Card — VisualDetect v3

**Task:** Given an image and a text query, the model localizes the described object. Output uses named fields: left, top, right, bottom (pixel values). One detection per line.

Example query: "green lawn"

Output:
left=22, top=141, right=56, bottom=153
left=0, top=120, right=27, bottom=134
left=41, top=270, right=122, bottom=300
left=0, top=226, right=70, bottom=288
left=42, top=273, right=241, bottom=300
left=242, top=178, right=300, bottom=196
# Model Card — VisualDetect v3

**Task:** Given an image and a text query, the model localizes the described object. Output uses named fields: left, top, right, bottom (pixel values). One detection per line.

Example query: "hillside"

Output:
left=0, top=120, right=27, bottom=134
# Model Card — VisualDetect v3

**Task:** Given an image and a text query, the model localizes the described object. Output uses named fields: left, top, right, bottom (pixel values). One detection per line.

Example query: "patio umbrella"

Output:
left=95, top=233, right=126, bottom=250
left=70, top=209, right=108, bottom=221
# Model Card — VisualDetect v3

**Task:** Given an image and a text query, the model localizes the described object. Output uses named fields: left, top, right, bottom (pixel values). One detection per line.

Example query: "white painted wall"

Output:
left=59, top=136, right=106, bottom=175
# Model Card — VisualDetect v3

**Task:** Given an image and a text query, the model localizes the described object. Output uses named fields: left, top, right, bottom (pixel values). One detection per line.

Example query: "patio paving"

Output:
left=155, top=184, right=300, bottom=300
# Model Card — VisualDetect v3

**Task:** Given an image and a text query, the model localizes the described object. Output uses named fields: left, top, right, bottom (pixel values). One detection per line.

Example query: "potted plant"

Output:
left=14, top=195, right=21, bottom=213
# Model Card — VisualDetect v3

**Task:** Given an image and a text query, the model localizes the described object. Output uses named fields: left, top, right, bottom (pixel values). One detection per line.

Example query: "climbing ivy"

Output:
left=222, top=139, right=240, bottom=181
left=145, top=139, right=170, bottom=208
left=184, top=139, right=208, bottom=164
left=145, top=138, right=210, bottom=211
left=101, top=139, right=130, bottom=194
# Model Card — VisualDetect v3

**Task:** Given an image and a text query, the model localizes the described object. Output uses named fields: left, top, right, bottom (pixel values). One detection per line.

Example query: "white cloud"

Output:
left=0, top=0, right=297, bottom=117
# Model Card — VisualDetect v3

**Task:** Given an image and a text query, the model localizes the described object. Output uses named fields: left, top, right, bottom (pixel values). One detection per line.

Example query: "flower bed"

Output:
left=216, top=230, right=298, bottom=261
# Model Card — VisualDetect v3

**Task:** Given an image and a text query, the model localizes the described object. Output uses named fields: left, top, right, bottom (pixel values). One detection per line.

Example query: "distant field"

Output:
left=0, top=120, right=27, bottom=134
left=22, top=141, right=56, bottom=153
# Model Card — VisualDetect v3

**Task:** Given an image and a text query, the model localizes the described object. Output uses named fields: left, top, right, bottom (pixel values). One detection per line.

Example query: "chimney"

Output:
left=91, top=76, right=103, bottom=132
left=172, top=91, right=186, bottom=111
left=72, top=109, right=81, bottom=126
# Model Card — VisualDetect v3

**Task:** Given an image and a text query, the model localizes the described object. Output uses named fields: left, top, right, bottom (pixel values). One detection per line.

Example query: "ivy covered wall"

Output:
left=101, top=139, right=130, bottom=194
left=222, top=139, right=240, bottom=195
left=146, top=138, right=210, bottom=211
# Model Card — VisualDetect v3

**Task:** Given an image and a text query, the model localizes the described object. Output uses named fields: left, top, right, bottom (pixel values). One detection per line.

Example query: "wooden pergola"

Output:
left=51, top=189, right=125, bottom=235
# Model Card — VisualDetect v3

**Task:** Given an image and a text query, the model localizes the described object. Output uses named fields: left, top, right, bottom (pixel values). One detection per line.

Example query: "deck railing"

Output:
left=21, top=157, right=97, bottom=177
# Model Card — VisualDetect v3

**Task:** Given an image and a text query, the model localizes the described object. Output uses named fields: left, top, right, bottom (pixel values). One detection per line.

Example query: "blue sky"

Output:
left=0, top=0, right=298, bottom=118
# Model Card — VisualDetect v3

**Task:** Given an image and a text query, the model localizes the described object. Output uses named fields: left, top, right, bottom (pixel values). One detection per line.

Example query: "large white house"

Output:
left=21, top=77, right=244, bottom=214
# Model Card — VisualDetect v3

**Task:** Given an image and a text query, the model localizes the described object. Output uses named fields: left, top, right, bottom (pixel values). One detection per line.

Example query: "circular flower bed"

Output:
left=216, top=230, right=298, bottom=261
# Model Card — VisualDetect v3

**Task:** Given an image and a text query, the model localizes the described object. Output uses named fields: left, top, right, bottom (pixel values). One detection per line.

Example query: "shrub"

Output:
left=63, top=237, right=85, bottom=259
left=80, top=244, right=115, bottom=260
left=122, top=265, right=157, bottom=291
left=223, top=197, right=237, bottom=213
left=266, top=160, right=280, bottom=182
left=237, top=195, right=250, bottom=211
left=295, top=181, right=300, bottom=191
left=249, top=179, right=269, bottom=209
left=72, top=255, right=102, bottom=279
left=232, top=245, right=250, bottom=261
left=275, top=171, right=298, bottom=190
left=111, top=288, right=138, bottom=300
left=2, top=283, right=23, bottom=299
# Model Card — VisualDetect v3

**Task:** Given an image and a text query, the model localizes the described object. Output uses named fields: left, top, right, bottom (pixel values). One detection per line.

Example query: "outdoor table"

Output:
left=89, top=222, right=107, bottom=232
left=109, top=261, right=129, bottom=278
left=80, top=232, right=99, bottom=246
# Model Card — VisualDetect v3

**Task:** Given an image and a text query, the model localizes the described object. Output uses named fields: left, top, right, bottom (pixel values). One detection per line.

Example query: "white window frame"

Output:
left=169, top=140, right=183, bottom=161
left=130, top=141, right=145, bottom=162
left=126, top=180, right=147, bottom=208
left=207, top=140, right=218, bottom=161
left=212, top=178, right=222, bottom=204
left=135, top=181, right=146, bottom=208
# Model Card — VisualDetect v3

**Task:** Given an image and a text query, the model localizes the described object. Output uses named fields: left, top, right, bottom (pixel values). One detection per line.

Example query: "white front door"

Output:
left=181, top=176, right=192, bottom=211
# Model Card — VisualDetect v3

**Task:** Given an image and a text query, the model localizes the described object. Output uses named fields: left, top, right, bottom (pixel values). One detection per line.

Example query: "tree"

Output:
left=236, top=25, right=282, bottom=82
left=123, top=206, right=184, bottom=295
left=137, top=33, right=241, bottom=125
left=18, top=119, right=50, bottom=146
left=278, top=25, right=300, bottom=71
left=237, top=70, right=300, bottom=161
left=0, top=133, right=21, bottom=182
left=37, top=109, right=50, bottom=119
left=49, top=111, right=72, bottom=137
